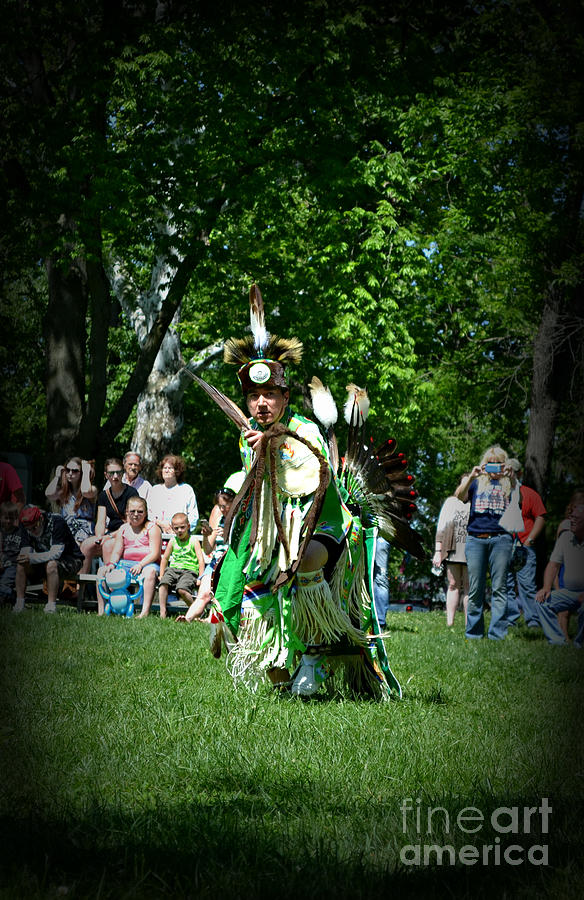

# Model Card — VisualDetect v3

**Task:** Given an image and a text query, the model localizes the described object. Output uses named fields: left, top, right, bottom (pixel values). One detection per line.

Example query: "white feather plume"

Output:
left=344, top=383, right=370, bottom=425
left=249, top=283, right=269, bottom=354
left=308, top=376, right=338, bottom=429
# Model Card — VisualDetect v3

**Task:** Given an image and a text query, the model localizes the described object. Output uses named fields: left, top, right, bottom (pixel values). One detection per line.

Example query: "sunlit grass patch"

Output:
left=0, top=607, right=581, bottom=898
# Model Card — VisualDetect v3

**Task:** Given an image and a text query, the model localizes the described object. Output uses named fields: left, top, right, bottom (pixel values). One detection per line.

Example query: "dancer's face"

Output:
left=246, top=388, right=289, bottom=426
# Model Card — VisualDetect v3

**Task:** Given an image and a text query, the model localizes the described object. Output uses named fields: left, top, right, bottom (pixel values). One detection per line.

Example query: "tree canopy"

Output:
left=2, top=0, right=582, bottom=541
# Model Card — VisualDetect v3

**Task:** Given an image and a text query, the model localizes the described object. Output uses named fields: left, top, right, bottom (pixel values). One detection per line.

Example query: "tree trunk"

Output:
left=131, top=328, right=224, bottom=478
left=44, top=252, right=88, bottom=466
left=131, top=316, right=184, bottom=476
left=524, top=288, right=582, bottom=498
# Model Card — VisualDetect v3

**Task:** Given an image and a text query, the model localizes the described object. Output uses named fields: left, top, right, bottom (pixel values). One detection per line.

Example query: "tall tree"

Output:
left=2, top=0, right=581, bottom=520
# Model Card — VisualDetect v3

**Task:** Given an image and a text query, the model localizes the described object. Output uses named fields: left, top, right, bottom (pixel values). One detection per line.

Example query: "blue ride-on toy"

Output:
left=97, top=566, right=144, bottom=618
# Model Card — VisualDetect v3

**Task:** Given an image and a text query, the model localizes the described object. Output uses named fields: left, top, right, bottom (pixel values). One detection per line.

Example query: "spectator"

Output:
left=101, top=496, right=161, bottom=618
left=104, top=451, right=152, bottom=502
left=372, top=534, right=392, bottom=632
left=0, top=460, right=25, bottom=508
left=432, top=474, right=470, bottom=626
left=160, top=512, right=205, bottom=620
left=0, top=502, right=24, bottom=605
left=555, top=496, right=582, bottom=639
left=148, top=455, right=198, bottom=535
left=178, top=487, right=235, bottom=623
left=14, top=505, right=83, bottom=613
left=503, top=458, right=547, bottom=628
left=80, top=459, right=138, bottom=571
left=223, top=469, right=246, bottom=495
left=45, top=458, right=97, bottom=559
left=535, top=490, right=584, bottom=646
left=455, top=446, right=514, bottom=640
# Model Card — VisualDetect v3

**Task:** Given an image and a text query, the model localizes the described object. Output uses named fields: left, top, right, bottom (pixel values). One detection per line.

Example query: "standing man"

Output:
left=504, top=459, right=547, bottom=628
left=197, top=284, right=424, bottom=698
left=535, top=492, right=584, bottom=646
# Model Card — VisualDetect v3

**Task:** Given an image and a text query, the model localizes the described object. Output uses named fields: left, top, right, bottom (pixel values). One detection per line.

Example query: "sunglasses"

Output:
left=107, top=470, right=123, bottom=477
left=65, top=467, right=81, bottom=474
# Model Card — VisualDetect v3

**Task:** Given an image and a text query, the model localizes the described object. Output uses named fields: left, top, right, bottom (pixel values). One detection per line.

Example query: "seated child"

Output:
left=159, top=512, right=205, bottom=620
left=0, top=502, right=24, bottom=605
left=177, top=487, right=234, bottom=624
left=100, top=496, right=161, bottom=618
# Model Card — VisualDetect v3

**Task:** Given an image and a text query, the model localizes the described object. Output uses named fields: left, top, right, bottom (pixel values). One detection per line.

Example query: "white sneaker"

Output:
left=291, top=653, right=330, bottom=697
left=12, top=598, right=25, bottom=613
left=43, top=600, right=57, bottom=614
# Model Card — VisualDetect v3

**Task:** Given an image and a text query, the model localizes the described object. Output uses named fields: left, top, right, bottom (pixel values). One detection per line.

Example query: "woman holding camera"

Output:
left=455, top=446, right=514, bottom=640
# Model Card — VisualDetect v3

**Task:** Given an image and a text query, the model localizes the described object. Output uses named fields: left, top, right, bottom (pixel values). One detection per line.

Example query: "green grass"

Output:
left=0, top=606, right=582, bottom=899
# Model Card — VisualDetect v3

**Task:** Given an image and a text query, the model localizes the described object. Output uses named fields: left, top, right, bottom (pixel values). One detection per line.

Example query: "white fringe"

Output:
left=226, top=600, right=275, bottom=691
left=293, top=569, right=367, bottom=646
left=245, top=479, right=279, bottom=575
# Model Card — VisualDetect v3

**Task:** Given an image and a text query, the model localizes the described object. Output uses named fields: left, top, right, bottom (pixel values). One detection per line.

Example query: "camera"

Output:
left=484, top=463, right=503, bottom=474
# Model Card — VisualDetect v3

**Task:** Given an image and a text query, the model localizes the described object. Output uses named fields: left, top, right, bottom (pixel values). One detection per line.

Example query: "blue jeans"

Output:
left=465, top=533, right=513, bottom=640
left=373, top=536, right=391, bottom=630
left=0, top=563, right=17, bottom=600
left=536, top=589, right=584, bottom=647
left=506, top=544, right=539, bottom=627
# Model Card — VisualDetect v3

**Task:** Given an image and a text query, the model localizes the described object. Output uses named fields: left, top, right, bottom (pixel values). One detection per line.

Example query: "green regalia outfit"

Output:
left=195, top=284, right=426, bottom=698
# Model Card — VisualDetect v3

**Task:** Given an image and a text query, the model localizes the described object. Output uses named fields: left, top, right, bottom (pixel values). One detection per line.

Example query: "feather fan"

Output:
left=187, top=372, right=251, bottom=431
left=340, top=402, right=426, bottom=559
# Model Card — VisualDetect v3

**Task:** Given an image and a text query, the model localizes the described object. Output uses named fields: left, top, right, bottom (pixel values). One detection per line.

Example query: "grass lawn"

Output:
left=0, top=605, right=582, bottom=898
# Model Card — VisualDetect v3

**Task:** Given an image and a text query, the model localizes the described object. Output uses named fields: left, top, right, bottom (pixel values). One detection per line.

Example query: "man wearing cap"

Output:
left=504, top=459, right=547, bottom=628
left=13, top=505, right=83, bottom=613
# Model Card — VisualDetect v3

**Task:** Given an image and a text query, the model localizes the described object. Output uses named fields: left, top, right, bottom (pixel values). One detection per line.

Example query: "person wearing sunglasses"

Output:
left=45, top=458, right=97, bottom=571
left=104, top=451, right=152, bottom=502
left=79, top=459, right=139, bottom=599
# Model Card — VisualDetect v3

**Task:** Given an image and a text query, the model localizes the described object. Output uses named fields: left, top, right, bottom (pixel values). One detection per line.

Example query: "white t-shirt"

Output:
left=148, top=482, right=199, bottom=532
left=436, top=495, right=470, bottom=564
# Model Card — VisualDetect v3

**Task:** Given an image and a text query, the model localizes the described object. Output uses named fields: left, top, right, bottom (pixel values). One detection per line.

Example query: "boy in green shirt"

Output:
left=158, top=512, right=204, bottom=618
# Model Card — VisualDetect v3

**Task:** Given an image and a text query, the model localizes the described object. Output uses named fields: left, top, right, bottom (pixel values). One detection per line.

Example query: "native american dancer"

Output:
left=191, top=285, right=426, bottom=698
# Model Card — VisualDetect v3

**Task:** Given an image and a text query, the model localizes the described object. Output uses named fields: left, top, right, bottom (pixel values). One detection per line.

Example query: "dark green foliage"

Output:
left=1, top=0, right=582, bottom=521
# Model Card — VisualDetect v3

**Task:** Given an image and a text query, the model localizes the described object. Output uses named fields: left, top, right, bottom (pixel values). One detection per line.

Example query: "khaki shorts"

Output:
left=159, top=568, right=197, bottom=594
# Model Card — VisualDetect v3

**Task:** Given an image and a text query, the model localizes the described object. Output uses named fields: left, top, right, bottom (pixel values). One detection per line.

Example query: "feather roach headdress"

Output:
left=224, top=284, right=303, bottom=393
